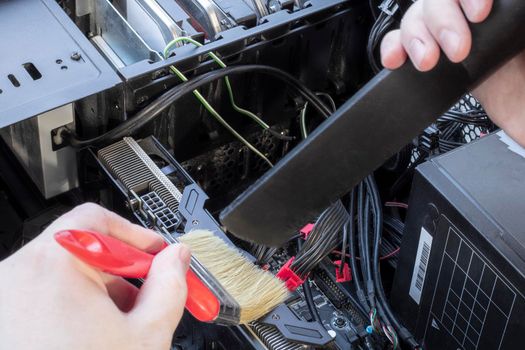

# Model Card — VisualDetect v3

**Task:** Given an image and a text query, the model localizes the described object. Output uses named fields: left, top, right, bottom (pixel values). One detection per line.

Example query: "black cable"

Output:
left=349, top=189, right=369, bottom=311
left=315, top=92, right=337, bottom=113
left=292, top=206, right=336, bottom=273
left=357, top=183, right=367, bottom=280
left=369, top=0, right=379, bottom=19
left=367, top=11, right=395, bottom=73
left=366, top=176, right=421, bottom=349
left=292, top=200, right=348, bottom=277
left=302, top=279, right=321, bottom=323
left=357, top=182, right=374, bottom=309
left=297, top=238, right=321, bottom=323
left=383, top=215, right=403, bottom=246
left=253, top=233, right=301, bottom=265
left=339, top=219, right=349, bottom=276
left=363, top=192, right=376, bottom=309
left=63, top=65, right=332, bottom=148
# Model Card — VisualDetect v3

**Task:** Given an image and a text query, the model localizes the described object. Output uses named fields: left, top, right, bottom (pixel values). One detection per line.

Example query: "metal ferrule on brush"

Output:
left=186, top=255, right=241, bottom=325
left=160, top=230, right=241, bottom=325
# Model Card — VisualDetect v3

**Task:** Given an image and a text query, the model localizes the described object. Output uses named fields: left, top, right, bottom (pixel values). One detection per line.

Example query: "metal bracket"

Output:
left=259, top=304, right=333, bottom=346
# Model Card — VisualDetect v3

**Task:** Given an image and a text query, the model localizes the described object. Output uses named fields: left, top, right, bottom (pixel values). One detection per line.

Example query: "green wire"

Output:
left=162, top=38, right=273, bottom=167
left=164, top=37, right=270, bottom=129
left=388, top=326, right=398, bottom=349
left=299, top=93, right=336, bottom=140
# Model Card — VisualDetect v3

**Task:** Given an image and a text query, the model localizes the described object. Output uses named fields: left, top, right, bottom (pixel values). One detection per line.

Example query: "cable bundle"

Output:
left=252, top=244, right=278, bottom=265
left=276, top=200, right=349, bottom=324
left=63, top=65, right=331, bottom=149
left=367, top=0, right=399, bottom=73
left=290, top=200, right=349, bottom=279
left=348, top=175, right=421, bottom=349
left=435, top=97, right=494, bottom=153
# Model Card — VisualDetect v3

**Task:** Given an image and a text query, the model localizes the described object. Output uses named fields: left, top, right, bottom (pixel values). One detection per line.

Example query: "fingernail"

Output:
left=381, top=36, right=394, bottom=55
left=461, top=0, right=482, bottom=18
left=439, top=29, right=461, bottom=59
left=380, top=40, right=395, bottom=66
left=408, top=38, right=427, bottom=69
left=177, top=244, right=191, bottom=269
left=149, top=238, right=167, bottom=253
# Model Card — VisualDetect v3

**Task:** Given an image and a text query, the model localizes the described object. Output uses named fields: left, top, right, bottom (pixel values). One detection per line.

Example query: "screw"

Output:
left=192, top=220, right=199, bottom=225
left=271, top=314, right=280, bottom=320
left=334, top=317, right=346, bottom=327
left=152, top=70, right=162, bottom=79
left=71, top=52, right=82, bottom=61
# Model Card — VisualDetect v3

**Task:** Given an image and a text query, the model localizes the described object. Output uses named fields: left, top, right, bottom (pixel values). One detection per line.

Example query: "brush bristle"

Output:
left=179, top=230, right=289, bottom=323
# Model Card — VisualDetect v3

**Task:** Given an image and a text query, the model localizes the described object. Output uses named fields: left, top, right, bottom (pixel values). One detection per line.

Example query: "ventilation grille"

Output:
left=249, top=322, right=305, bottom=350
left=182, top=129, right=282, bottom=196
left=98, top=137, right=182, bottom=213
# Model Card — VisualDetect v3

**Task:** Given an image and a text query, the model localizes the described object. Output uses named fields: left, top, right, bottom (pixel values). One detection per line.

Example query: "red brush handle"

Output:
left=54, top=230, right=220, bottom=323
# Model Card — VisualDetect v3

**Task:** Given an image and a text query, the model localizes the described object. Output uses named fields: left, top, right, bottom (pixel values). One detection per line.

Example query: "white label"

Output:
left=409, top=227, right=433, bottom=305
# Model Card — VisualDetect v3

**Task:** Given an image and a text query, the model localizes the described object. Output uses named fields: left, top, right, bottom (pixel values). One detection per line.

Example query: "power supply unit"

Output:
left=392, top=131, right=525, bottom=350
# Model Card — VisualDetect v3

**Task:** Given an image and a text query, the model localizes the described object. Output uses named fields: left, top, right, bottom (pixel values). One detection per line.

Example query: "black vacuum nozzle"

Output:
left=221, top=0, right=525, bottom=247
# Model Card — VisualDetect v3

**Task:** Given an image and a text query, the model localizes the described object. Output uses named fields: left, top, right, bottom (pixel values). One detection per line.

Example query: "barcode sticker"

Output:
left=409, top=227, right=433, bottom=305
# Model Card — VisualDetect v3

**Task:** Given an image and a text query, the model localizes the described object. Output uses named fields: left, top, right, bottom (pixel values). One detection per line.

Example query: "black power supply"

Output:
left=391, top=132, right=525, bottom=350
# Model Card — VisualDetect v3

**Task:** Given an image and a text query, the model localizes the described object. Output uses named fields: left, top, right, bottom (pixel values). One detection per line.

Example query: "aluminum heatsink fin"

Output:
left=98, top=137, right=182, bottom=212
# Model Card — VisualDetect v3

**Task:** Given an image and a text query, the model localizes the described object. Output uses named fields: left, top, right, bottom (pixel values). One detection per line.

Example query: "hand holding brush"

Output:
left=0, top=203, right=190, bottom=350
left=54, top=229, right=289, bottom=325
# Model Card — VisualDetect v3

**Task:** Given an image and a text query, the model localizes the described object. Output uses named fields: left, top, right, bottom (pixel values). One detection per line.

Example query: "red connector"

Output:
left=276, top=257, right=307, bottom=291
left=334, top=260, right=352, bottom=283
left=300, top=223, right=315, bottom=239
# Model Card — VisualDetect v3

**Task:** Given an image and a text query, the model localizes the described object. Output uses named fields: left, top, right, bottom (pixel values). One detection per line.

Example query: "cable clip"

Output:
left=334, top=260, right=352, bottom=283
left=276, top=257, right=307, bottom=291
left=300, top=223, right=314, bottom=239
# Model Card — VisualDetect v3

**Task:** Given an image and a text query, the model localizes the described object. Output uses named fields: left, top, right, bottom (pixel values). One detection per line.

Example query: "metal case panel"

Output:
left=0, top=0, right=121, bottom=127
left=1, top=105, right=78, bottom=198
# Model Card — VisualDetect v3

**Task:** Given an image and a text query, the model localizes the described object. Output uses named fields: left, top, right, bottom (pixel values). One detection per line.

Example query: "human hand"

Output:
left=0, top=203, right=190, bottom=350
left=380, top=0, right=525, bottom=146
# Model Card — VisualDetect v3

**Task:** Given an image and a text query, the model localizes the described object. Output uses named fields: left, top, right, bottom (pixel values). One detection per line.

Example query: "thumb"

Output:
left=131, top=243, right=191, bottom=335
